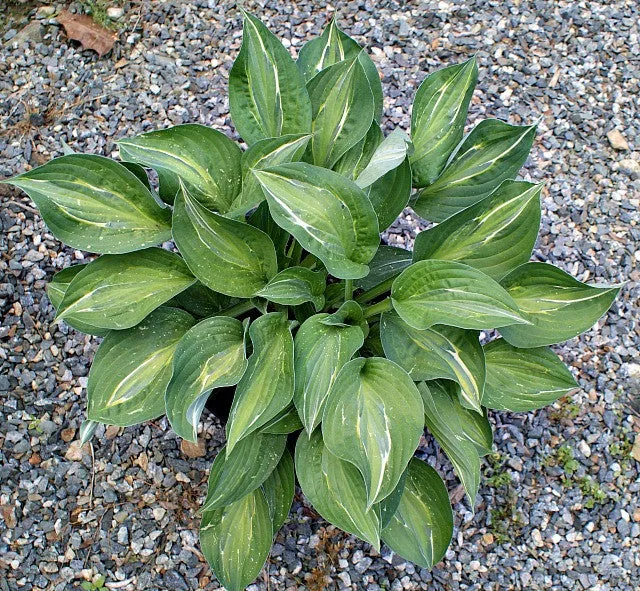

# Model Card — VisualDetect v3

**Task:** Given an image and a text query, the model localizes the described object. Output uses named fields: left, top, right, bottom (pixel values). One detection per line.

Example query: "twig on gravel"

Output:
left=7, top=200, right=38, bottom=215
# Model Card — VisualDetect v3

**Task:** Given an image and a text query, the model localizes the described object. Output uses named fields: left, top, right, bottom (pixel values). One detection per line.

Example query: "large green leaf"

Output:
left=229, top=11, right=311, bottom=145
left=410, top=58, right=478, bottom=187
left=165, top=316, right=247, bottom=442
left=86, top=307, right=194, bottom=426
left=200, top=487, right=272, bottom=591
left=333, top=121, right=383, bottom=180
left=499, top=262, right=621, bottom=347
left=55, top=248, right=195, bottom=330
left=367, top=157, right=412, bottom=230
left=117, top=124, right=242, bottom=210
left=355, top=130, right=411, bottom=189
left=46, top=265, right=108, bottom=336
left=226, top=313, right=294, bottom=453
left=172, top=185, right=278, bottom=297
left=307, top=56, right=375, bottom=168
left=297, top=18, right=383, bottom=120
left=483, top=339, right=578, bottom=411
left=261, top=448, right=295, bottom=532
left=355, top=246, right=411, bottom=292
left=260, top=404, right=304, bottom=434
left=419, top=381, right=492, bottom=507
left=295, top=430, right=381, bottom=548
left=414, top=119, right=537, bottom=222
left=380, top=312, right=485, bottom=412
left=293, top=313, right=364, bottom=434
left=202, top=432, right=287, bottom=511
left=254, top=163, right=379, bottom=279
left=378, top=470, right=407, bottom=529
left=391, top=260, right=529, bottom=331
left=3, top=154, right=171, bottom=253
left=256, top=266, right=326, bottom=310
left=322, top=357, right=424, bottom=507
left=168, top=282, right=237, bottom=318
left=413, top=181, right=542, bottom=281
left=231, top=133, right=311, bottom=217
left=247, top=201, right=291, bottom=269
left=381, top=458, right=453, bottom=569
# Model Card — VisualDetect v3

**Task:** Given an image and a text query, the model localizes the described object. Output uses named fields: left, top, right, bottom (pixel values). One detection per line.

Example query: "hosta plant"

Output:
left=5, top=12, right=621, bottom=591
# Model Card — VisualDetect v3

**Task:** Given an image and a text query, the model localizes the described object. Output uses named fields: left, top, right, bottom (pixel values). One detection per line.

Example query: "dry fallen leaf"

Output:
left=56, top=10, right=117, bottom=57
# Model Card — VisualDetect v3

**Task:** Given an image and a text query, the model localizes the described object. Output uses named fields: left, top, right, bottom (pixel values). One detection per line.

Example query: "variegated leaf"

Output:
left=322, top=357, right=424, bottom=507
left=414, top=119, right=537, bottom=222
left=261, top=448, right=295, bottom=532
left=367, top=157, right=412, bottom=231
left=86, top=307, right=194, bottom=426
left=247, top=201, right=291, bottom=269
left=226, top=313, right=294, bottom=453
left=117, top=124, right=242, bottom=209
left=356, top=246, right=411, bottom=292
left=165, top=316, right=247, bottom=442
left=483, top=339, right=578, bottom=411
left=229, top=11, right=312, bottom=145
left=168, top=282, right=237, bottom=318
left=3, top=154, right=172, bottom=253
left=355, top=129, right=411, bottom=189
left=378, top=469, right=407, bottom=529
left=391, top=260, right=529, bottom=331
left=256, top=266, right=326, bottom=310
left=260, top=405, right=304, bottom=434
left=56, top=248, right=195, bottom=330
left=333, top=121, right=383, bottom=180
left=499, top=262, right=621, bottom=347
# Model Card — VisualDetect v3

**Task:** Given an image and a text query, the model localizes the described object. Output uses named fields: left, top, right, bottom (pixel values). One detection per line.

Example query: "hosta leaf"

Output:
left=247, top=201, right=291, bottom=269
left=293, top=314, right=364, bottom=434
left=3, top=154, right=171, bottom=254
left=499, top=262, right=621, bottom=348
left=380, top=312, right=485, bottom=413
left=231, top=133, right=311, bottom=217
left=295, top=430, right=381, bottom=548
left=165, top=316, right=247, bottom=442
left=200, top=487, right=272, bottom=591
left=419, top=381, right=492, bottom=507
left=230, top=11, right=312, bottom=145
left=410, top=57, right=478, bottom=187
left=381, top=458, right=453, bottom=569
left=307, top=57, right=375, bottom=168
left=202, top=432, right=287, bottom=511
left=260, top=405, right=304, bottom=434
left=333, top=121, right=383, bottom=180
left=355, top=130, right=411, bottom=189
left=321, top=300, right=365, bottom=327
left=47, top=265, right=108, bottom=336
left=56, top=248, right=195, bottom=330
left=483, top=339, right=578, bottom=411
left=117, top=124, right=242, bottom=210
left=172, top=185, right=278, bottom=297
left=378, top=470, right=407, bottom=529
left=414, top=119, right=537, bottom=222
left=261, top=449, right=295, bottom=532
left=226, top=313, right=294, bottom=453
left=355, top=246, right=411, bottom=292
left=256, top=266, right=326, bottom=309
left=168, top=282, right=237, bottom=318
left=322, top=357, right=424, bottom=507
left=413, top=181, right=542, bottom=281
left=391, top=260, right=529, bottom=331
left=367, top=157, right=412, bottom=231
left=255, top=163, right=379, bottom=280
left=297, top=18, right=383, bottom=120
left=86, top=307, right=194, bottom=426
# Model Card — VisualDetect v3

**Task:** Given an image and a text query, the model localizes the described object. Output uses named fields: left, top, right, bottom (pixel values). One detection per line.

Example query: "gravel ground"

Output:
left=1, top=1, right=639, bottom=590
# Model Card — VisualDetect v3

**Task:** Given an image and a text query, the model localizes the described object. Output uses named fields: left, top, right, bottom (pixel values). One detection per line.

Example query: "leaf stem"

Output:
left=356, top=277, right=395, bottom=304
left=363, top=297, right=392, bottom=319
left=216, top=300, right=255, bottom=318
left=344, top=279, right=354, bottom=302
left=288, top=241, right=303, bottom=266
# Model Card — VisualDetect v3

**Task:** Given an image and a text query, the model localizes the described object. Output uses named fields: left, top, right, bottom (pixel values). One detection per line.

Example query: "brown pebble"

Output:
left=181, top=439, right=206, bottom=458
left=61, top=427, right=76, bottom=442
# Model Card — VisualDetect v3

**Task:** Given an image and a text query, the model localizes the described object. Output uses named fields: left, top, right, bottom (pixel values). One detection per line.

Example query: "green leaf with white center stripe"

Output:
left=355, top=246, right=411, bottom=292
left=322, top=357, right=424, bottom=507
left=381, top=458, right=453, bottom=569
left=261, top=448, right=295, bottom=532
left=254, top=163, right=379, bottom=280
left=380, top=312, right=485, bottom=413
left=297, top=18, right=383, bottom=120
left=117, top=124, right=242, bottom=210
left=165, top=316, right=247, bottom=442
left=391, top=260, right=530, bottom=331
left=293, top=313, right=364, bottom=434
left=56, top=248, right=195, bottom=330
left=418, top=380, right=492, bottom=507
left=260, top=404, right=304, bottom=434
left=410, top=57, right=478, bottom=187
left=367, top=157, right=412, bottom=231
left=413, top=181, right=542, bottom=281
left=86, top=307, right=194, bottom=426
left=47, top=265, right=109, bottom=336
left=295, top=430, right=381, bottom=549
left=3, top=154, right=172, bottom=254
left=307, top=56, right=375, bottom=168
left=172, top=184, right=278, bottom=297
left=202, top=432, right=287, bottom=511
left=256, top=266, right=326, bottom=310
left=498, top=262, right=622, bottom=348
left=413, top=119, right=537, bottom=222
left=226, top=313, right=294, bottom=453
left=200, top=487, right=273, bottom=591
left=355, top=130, right=411, bottom=189
left=230, top=11, right=312, bottom=145
left=333, top=121, right=383, bottom=180
left=482, top=339, right=578, bottom=411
